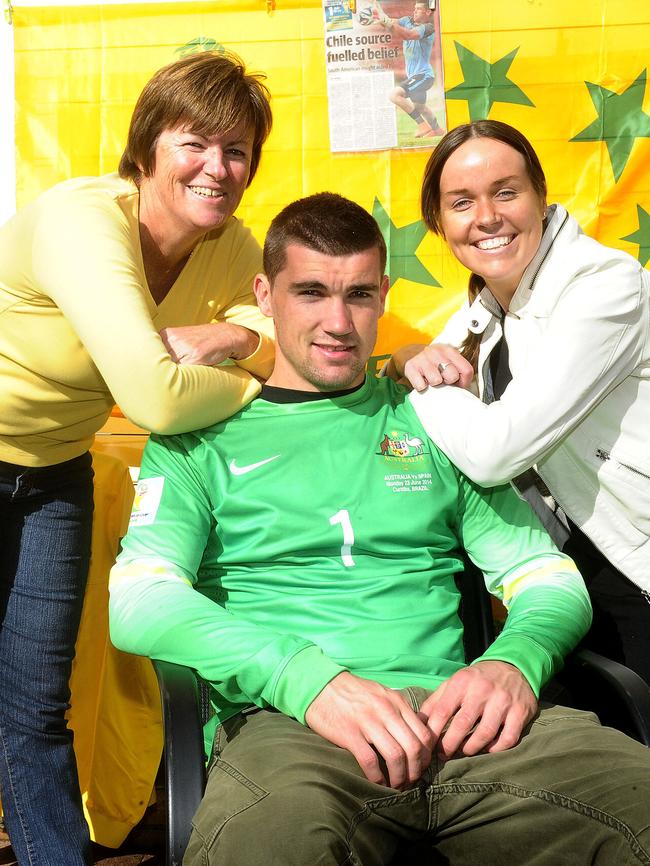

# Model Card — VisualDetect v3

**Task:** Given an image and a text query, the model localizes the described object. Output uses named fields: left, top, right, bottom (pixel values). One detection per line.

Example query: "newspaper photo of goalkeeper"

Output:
left=323, top=0, right=446, bottom=151
left=370, top=0, right=445, bottom=139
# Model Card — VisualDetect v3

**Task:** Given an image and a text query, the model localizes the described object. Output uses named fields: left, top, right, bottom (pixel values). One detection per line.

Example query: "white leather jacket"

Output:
left=411, top=204, right=650, bottom=591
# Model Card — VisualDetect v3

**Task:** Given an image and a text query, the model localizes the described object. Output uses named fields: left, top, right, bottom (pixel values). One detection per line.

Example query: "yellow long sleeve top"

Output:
left=0, top=173, right=274, bottom=467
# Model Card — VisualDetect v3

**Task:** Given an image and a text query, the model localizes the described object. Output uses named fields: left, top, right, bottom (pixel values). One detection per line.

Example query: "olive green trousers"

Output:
left=185, top=692, right=650, bottom=866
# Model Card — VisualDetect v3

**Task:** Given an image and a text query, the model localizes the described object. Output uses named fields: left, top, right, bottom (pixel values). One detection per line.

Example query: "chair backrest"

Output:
left=154, top=660, right=207, bottom=866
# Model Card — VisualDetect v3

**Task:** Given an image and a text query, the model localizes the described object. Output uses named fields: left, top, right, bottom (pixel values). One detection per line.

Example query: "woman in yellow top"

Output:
left=0, top=51, right=273, bottom=866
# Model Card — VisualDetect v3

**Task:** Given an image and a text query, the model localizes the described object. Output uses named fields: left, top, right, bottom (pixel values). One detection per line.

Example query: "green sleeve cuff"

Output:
left=473, top=633, right=555, bottom=697
left=271, top=645, right=347, bottom=724
left=473, top=579, right=592, bottom=696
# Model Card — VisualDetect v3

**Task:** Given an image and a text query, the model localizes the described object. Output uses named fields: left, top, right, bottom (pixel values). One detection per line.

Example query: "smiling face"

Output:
left=138, top=120, right=253, bottom=253
left=254, top=243, right=389, bottom=392
left=438, top=136, right=547, bottom=308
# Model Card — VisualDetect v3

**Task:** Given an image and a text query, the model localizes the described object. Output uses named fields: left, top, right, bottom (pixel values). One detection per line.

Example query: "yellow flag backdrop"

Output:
left=8, top=1, right=650, bottom=846
left=13, top=0, right=650, bottom=365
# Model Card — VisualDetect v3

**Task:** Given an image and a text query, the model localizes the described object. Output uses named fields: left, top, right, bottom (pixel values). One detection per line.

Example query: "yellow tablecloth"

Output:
left=66, top=443, right=163, bottom=848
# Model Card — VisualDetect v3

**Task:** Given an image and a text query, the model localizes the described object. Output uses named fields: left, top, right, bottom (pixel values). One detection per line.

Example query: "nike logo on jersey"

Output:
left=229, top=455, right=281, bottom=476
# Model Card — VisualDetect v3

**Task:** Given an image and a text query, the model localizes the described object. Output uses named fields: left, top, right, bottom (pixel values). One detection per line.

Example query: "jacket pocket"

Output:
left=592, top=445, right=650, bottom=538
left=594, top=448, right=650, bottom=482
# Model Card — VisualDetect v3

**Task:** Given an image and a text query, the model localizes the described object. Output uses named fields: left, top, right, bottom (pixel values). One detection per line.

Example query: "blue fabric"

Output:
left=398, top=17, right=435, bottom=79
left=0, top=453, right=94, bottom=866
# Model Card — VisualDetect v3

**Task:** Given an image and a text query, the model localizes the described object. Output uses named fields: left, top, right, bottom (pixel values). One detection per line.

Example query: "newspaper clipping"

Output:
left=323, top=0, right=446, bottom=153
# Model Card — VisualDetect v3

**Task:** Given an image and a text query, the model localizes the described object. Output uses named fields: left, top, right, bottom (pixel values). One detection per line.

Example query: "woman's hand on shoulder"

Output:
left=404, top=343, right=474, bottom=391
left=385, top=343, right=474, bottom=392
left=159, top=323, right=259, bottom=366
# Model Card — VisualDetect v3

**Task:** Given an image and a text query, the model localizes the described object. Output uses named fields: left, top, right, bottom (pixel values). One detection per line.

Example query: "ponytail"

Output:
left=458, top=273, right=485, bottom=373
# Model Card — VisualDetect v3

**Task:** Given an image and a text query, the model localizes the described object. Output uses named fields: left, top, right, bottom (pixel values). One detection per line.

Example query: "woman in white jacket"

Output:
left=391, top=120, right=650, bottom=682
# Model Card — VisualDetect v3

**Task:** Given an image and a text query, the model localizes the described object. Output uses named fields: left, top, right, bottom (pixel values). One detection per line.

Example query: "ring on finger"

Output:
left=437, top=361, right=452, bottom=374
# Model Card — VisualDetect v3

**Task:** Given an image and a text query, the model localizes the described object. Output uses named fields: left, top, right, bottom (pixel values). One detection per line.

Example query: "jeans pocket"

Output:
left=190, top=759, right=269, bottom=856
left=212, top=706, right=261, bottom=755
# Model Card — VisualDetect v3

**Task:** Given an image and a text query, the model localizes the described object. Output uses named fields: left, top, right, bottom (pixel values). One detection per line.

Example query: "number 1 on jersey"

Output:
left=329, top=509, right=355, bottom=567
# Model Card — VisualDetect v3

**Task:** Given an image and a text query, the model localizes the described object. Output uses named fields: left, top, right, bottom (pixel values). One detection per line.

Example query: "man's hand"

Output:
left=160, top=323, right=259, bottom=366
left=305, top=672, right=434, bottom=789
left=419, top=661, right=538, bottom=759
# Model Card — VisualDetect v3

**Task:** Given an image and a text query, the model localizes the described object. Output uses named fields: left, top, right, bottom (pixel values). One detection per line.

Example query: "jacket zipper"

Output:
left=595, top=449, right=650, bottom=481
left=527, top=210, right=570, bottom=294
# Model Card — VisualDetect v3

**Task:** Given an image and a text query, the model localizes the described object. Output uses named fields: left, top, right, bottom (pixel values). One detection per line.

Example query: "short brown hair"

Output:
left=263, top=193, right=387, bottom=283
left=119, top=51, right=272, bottom=186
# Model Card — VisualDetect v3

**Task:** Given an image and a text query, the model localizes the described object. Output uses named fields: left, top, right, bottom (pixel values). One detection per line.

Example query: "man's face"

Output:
left=255, top=243, right=389, bottom=392
left=413, top=3, right=432, bottom=23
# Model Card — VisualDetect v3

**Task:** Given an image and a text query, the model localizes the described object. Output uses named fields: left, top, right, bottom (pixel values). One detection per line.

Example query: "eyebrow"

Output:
left=442, top=175, right=521, bottom=196
left=289, top=280, right=380, bottom=293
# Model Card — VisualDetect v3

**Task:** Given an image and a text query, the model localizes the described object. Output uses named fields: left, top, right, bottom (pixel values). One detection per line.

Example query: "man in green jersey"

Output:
left=110, top=194, right=650, bottom=865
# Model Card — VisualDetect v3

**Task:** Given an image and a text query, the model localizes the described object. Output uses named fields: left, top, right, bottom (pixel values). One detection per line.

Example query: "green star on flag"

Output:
left=621, top=205, right=650, bottom=267
left=176, top=37, right=225, bottom=57
left=372, top=199, right=440, bottom=288
left=571, top=69, right=650, bottom=182
left=445, top=43, right=534, bottom=121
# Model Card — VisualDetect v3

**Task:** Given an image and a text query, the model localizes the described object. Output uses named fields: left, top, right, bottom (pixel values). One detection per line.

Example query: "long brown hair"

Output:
left=421, top=121, right=547, bottom=370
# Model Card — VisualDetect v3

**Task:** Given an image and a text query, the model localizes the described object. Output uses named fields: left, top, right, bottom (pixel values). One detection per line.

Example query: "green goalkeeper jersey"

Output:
left=110, top=375, right=590, bottom=728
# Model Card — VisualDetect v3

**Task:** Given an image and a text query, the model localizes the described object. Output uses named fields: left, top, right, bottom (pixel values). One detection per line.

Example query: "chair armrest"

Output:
left=560, top=649, right=650, bottom=747
left=153, top=659, right=208, bottom=866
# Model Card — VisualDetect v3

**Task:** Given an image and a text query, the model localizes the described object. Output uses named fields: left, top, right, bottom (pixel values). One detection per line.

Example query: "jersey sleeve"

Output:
left=395, top=16, right=431, bottom=39
left=30, top=187, right=264, bottom=434
left=411, top=267, right=647, bottom=484
left=109, top=433, right=345, bottom=723
left=455, top=476, right=592, bottom=695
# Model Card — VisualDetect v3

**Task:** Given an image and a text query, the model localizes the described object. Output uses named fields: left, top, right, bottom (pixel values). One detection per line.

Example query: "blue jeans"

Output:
left=0, top=453, right=94, bottom=866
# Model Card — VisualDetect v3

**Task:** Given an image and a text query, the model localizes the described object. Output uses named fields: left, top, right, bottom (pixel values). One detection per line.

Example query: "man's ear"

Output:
left=253, top=273, right=273, bottom=317
left=378, top=275, right=390, bottom=316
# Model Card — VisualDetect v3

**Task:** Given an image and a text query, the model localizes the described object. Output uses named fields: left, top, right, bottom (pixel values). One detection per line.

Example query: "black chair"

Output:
left=153, top=561, right=650, bottom=866
left=154, top=660, right=208, bottom=866
left=557, top=648, right=650, bottom=741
